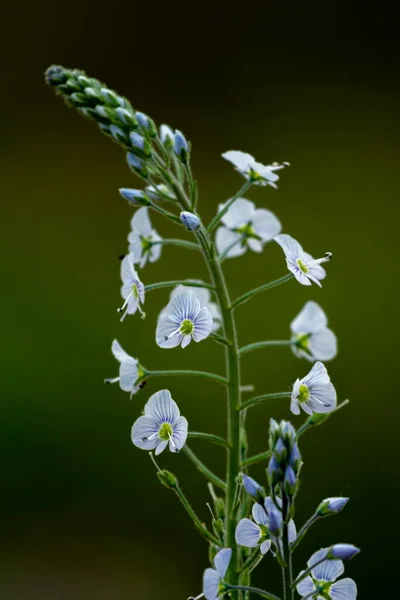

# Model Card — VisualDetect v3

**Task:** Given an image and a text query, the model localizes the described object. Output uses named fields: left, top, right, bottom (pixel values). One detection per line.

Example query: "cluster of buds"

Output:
left=45, top=66, right=189, bottom=178
left=268, top=419, right=302, bottom=501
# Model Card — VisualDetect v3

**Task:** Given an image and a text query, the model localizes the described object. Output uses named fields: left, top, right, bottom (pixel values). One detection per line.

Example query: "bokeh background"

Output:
left=2, top=1, right=399, bottom=598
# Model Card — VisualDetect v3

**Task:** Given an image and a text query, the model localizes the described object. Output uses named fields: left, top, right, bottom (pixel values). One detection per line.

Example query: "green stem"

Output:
left=292, top=556, right=329, bottom=588
left=207, top=180, right=254, bottom=234
left=290, top=514, right=319, bottom=552
left=240, top=392, right=291, bottom=412
left=150, top=203, right=182, bottom=224
left=144, top=369, right=228, bottom=386
left=239, top=340, right=293, bottom=356
left=210, top=333, right=233, bottom=347
left=224, top=585, right=281, bottom=600
left=173, top=482, right=220, bottom=545
left=230, top=274, right=294, bottom=310
left=183, top=445, right=226, bottom=492
left=188, top=432, right=231, bottom=448
left=145, top=280, right=215, bottom=292
left=282, top=493, right=293, bottom=600
left=240, top=550, right=264, bottom=573
left=150, top=238, right=201, bottom=252
left=241, top=451, right=272, bottom=468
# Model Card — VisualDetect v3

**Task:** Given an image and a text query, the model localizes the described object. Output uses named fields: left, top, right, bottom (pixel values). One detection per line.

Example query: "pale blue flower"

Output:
left=202, top=548, right=232, bottom=600
left=275, top=234, right=332, bottom=287
left=296, top=548, right=357, bottom=600
left=215, top=198, right=281, bottom=258
left=156, top=290, right=213, bottom=348
left=118, top=253, right=145, bottom=321
left=104, top=340, right=142, bottom=396
left=128, top=207, right=162, bottom=268
left=222, top=150, right=288, bottom=187
left=180, top=211, right=201, bottom=231
left=317, top=497, right=349, bottom=516
left=291, top=301, right=337, bottom=362
left=236, top=497, right=296, bottom=554
left=131, top=389, right=188, bottom=455
left=291, top=361, right=337, bottom=416
left=158, top=283, right=221, bottom=333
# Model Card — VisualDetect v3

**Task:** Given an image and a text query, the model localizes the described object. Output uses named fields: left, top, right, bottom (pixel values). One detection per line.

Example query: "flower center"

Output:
left=298, top=384, right=310, bottom=403
left=158, top=422, right=173, bottom=441
left=132, top=283, right=139, bottom=299
left=236, top=222, right=257, bottom=239
left=312, top=578, right=332, bottom=596
left=141, top=236, right=152, bottom=253
left=295, top=333, right=310, bottom=352
left=297, top=259, right=309, bottom=273
left=180, top=319, right=194, bottom=336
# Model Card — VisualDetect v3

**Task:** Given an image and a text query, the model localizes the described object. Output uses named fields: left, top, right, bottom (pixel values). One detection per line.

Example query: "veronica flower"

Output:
left=104, top=339, right=144, bottom=396
left=291, top=361, right=337, bottom=416
left=235, top=497, right=296, bottom=555
left=202, top=548, right=232, bottom=600
left=128, top=207, right=162, bottom=268
left=156, top=290, right=213, bottom=349
left=222, top=150, right=288, bottom=188
left=158, top=283, right=221, bottom=333
left=275, top=234, right=332, bottom=287
left=131, top=389, right=188, bottom=455
left=291, top=301, right=337, bottom=361
left=215, top=198, right=281, bottom=258
left=118, top=254, right=145, bottom=321
left=296, top=548, right=357, bottom=600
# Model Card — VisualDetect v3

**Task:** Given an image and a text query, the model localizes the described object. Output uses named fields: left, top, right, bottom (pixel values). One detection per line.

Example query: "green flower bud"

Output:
left=157, top=470, right=177, bottom=489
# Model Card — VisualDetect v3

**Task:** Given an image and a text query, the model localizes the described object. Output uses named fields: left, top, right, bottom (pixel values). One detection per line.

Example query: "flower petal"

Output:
left=192, top=306, right=213, bottom=342
left=222, top=150, right=255, bottom=172
left=260, top=540, right=272, bottom=555
left=308, top=549, right=344, bottom=582
left=168, top=290, right=201, bottom=322
left=119, top=360, right=139, bottom=393
left=181, top=334, right=192, bottom=348
left=296, top=575, right=315, bottom=598
left=235, top=518, right=262, bottom=548
left=215, top=227, right=246, bottom=258
left=252, top=502, right=268, bottom=527
left=154, top=440, right=168, bottom=455
left=308, top=382, right=337, bottom=413
left=253, top=209, right=282, bottom=241
left=144, top=389, right=180, bottom=423
left=171, top=416, right=188, bottom=451
left=290, top=301, right=328, bottom=335
left=309, top=328, right=337, bottom=361
left=130, top=206, right=152, bottom=237
left=275, top=234, right=304, bottom=261
left=214, top=548, right=232, bottom=578
left=111, top=339, right=131, bottom=363
left=330, top=578, right=357, bottom=600
left=149, top=230, right=162, bottom=263
left=247, top=238, right=264, bottom=253
left=288, top=519, right=297, bottom=543
left=120, top=254, right=136, bottom=285
left=156, top=314, right=182, bottom=348
left=303, top=361, right=331, bottom=387
left=131, top=415, right=159, bottom=450
left=203, top=568, right=220, bottom=600
left=219, top=197, right=255, bottom=228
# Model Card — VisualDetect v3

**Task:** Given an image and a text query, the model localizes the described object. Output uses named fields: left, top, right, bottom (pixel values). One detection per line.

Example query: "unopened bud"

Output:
left=110, top=125, right=129, bottom=144
left=242, top=474, right=265, bottom=502
left=115, top=107, right=138, bottom=128
left=100, top=88, right=123, bottom=108
left=160, top=124, right=175, bottom=149
left=173, top=129, right=189, bottom=163
left=274, top=437, right=287, bottom=464
left=119, top=188, right=151, bottom=206
left=157, top=470, right=178, bottom=489
left=267, top=455, right=280, bottom=486
left=283, top=466, right=297, bottom=497
left=317, top=497, right=349, bottom=517
left=127, top=152, right=148, bottom=178
left=180, top=211, right=201, bottom=231
left=328, top=544, right=360, bottom=560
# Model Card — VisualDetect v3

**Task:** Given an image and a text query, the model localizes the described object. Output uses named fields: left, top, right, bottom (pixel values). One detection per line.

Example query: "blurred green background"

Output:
left=2, top=1, right=399, bottom=598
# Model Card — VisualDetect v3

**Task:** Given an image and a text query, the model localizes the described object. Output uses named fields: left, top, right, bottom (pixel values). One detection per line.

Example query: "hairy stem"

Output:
left=239, top=340, right=293, bottom=356
left=188, top=431, right=231, bottom=448
left=150, top=238, right=201, bottom=252
left=241, top=451, right=272, bottom=468
left=173, top=482, right=220, bottom=545
left=144, top=369, right=228, bottom=386
left=145, top=280, right=215, bottom=292
left=224, top=585, right=281, bottom=600
left=183, top=445, right=226, bottom=492
left=240, top=392, right=291, bottom=412
left=231, top=274, right=294, bottom=310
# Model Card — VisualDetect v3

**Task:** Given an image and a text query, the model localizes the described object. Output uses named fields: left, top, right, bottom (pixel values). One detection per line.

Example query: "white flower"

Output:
left=128, top=207, right=162, bottom=268
left=275, top=234, right=332, bottom=287
left=291, top=301, right=337, bottom=362
left=215, top=197, right=281, bottom=258
left=156, top=289, right=213, bottom=349
left=104, top=340, right=143, bottom=396
left=222, top=150, right=288, bottom=187
left=297, top=548, right=357, bottom=600
left=131, top=389, right=188, bottom=455
left=202, top=548, right=232, bottom=600
left=291, top=362, right=337, bottom=416
left=158, top=283, right=221, bottom=333
left=118, top=253, right=145, bottom=321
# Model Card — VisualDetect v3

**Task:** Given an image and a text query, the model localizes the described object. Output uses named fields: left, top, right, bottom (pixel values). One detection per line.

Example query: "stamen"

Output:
left=142, top=432, right=158, bottom=442
left=165, top=327, right=182, bottom=341
left=104, top=377, right=119, bottom=384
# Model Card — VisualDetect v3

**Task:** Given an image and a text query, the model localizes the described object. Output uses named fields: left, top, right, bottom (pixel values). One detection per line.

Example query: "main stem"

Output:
left=169, top=176, right=242, bottom=591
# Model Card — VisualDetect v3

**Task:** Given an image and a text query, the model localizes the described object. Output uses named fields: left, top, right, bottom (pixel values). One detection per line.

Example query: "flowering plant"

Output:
left=45, top=65, right=359, bottom=600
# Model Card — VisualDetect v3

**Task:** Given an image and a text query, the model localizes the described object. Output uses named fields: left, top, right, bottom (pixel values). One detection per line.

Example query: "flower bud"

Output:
left=136, top=111, right=149, bottom=128
left=119, top=188, right=151, bottom=206
left=173, top=129, right=189, bottom=163
left=267, top=455, right=280, bottom=486
left=84, top=87, right=102, bottom=102
left=283, top=466, right=297, bottom=497
left=115, top=107, right=138, bottom=128
left=180, top=211, right=201, bottom=231
left=100, top=87, right=123, bottom=108
left=274, top=437, right=287, bottom=464
left=241, top=474, right=265, bottom=501
left=317, top=497, right=349, bottom=517
left=157, top=469, right=178, bottom=489
left=212, top=517, right=224, bottom=539
left=289, top=443, right=302, bottom=474
left=269, top=418, right=280, bottom=448
left=127, top=152, right=148, bottom=178
left=160, top=124, right=175, bottom=149
left=265, top=497, right=282, bottom=535
left=110, top=125, right=129, bottom=144
left=328, top=544, right=360, bottom=560
left=281, top=421, right=296, bottom=444
left=129, top=132, right=152, bottom=157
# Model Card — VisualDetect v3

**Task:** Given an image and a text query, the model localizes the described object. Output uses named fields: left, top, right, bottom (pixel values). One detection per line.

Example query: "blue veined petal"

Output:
left=308, top=382, right=337, bottom=413
left=154, top=440, right=168, bottom=455
left=301, top=362, right=330, bottom=389
left=290, top=380, right=301, bottom=415
left=309, top=328, right=337, bottom=361
left=222, top=150, right=255, bottom=173
left=203, top=568, right=220, bottom=600
left=252, top=502, right=268, bottom=526
left=330, top=578, right=357, bottom=600
left=120, top=254, right=136, bottom=286
left=169, top=290, right=201, bottom=322
left=260, top=540, right=272, bottom=555
left=275, top=234, right=304, bottom=262
left=170, top=416, right=188, bottom=452
left=181, top=334, right=192, bottom=348
left=215, top=227, right=246, bottom=258
left=219, top=197, right=255, bottom=229
left=308, top=549, right=344, bottom=582
left=111, top=339, right=131, bottom=363
left=214, top=548, right=232, bottom=578
left=235, top=519, right=261, bottom=548
left=296, top=574, right=316, bottom=598
left=290, top=301, right=328, bottom=335
left=131, top=415, right=159, bottom=450
left=288, top=519, right=297, bottom=543
left=156, top=313, right=183, bottom=349
left=144, top=390, right=180, bottom=423
left=130, top=206, right=152, bottom=237
left=119, top=360, right=139, bottom=393
left=192, top=306, right=213, bottom=342
left=253, top=208, right=281, bottom=242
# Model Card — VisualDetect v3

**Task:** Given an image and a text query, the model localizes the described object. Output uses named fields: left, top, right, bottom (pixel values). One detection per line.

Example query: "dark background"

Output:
left=2, top=1, right=399, bottom=598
